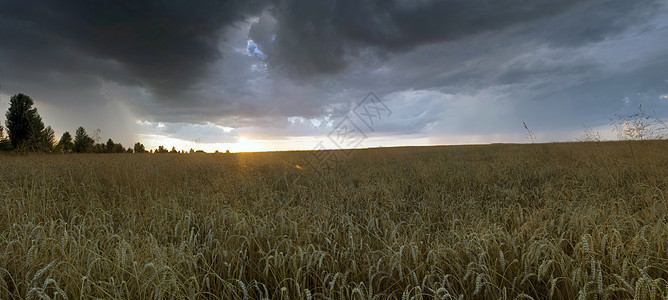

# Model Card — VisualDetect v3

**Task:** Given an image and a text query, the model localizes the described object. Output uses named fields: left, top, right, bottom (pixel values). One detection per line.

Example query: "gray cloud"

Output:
left=253, top=0, right=661, bottom=77
left=0, top=0, right=266, bottom=96
left=0, top=0, right=666, bottom=147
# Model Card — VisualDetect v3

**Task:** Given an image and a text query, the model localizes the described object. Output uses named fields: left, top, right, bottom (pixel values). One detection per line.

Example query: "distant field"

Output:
left=0, top=141, right=666, bottom=299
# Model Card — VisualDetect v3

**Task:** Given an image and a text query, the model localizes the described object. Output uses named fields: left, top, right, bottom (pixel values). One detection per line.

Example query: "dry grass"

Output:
left=0, top=141, right=667, bottom=299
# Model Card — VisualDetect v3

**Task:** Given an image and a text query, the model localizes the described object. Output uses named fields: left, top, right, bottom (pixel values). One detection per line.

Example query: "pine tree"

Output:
left=56, top=131, right=74, bottom=153
left=5, top=93, right=46, bottom=150
left=73, top=126, right=94, bottom=153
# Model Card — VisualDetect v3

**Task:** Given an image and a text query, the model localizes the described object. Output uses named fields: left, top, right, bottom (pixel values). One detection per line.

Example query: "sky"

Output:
left=1, top=0, right=667, bottom=152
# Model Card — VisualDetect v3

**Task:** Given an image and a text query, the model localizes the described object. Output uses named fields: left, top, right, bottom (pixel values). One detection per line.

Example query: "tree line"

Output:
left=0, top=93, right=192, bottom=154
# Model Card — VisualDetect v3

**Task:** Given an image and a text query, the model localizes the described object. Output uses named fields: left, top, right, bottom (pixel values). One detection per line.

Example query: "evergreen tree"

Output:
left=106, top=139, right=115, bottom=153
left=73, top=126, right=94, bottom=153
left=56, top=131, right=74, bottom=153
left=39, top=125, right=56, bottom=152
left=5, top=93, right=46, bottom=150
left=93, top=143, right=105, bottom=153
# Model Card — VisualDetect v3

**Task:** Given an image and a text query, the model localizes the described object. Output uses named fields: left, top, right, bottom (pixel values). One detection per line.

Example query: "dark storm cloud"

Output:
left=252, top=0, right=660, bottom=77
left=530, top=1, right=662, bottom=47
left=0, top=0, right=265, bottom=97
left=1, top=0, right=659, bottom=98
left=255, top=0, right=583, bottom=75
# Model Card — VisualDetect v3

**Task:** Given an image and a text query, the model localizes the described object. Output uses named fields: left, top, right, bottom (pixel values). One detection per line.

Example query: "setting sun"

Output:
left=230, top=137, right=257, bottom=153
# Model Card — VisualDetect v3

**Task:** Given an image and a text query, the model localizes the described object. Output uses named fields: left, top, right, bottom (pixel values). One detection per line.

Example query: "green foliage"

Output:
left=156, top=146, right=168, bottom=153
left=37, top=125, right=56, bottom=152
left=134, top=142, right=146, bottom=153
left=5, top=93, right=49, bottom=151
left=26, top=114, right=45, bottom=151
left=92, top=143, right=105, bottom=153
left=4, top=93, right=34, bottom=149
left=106, top=138, right=115, bottom=153
left=0, top=140, right=12, bottom=151
left=102, top=139, right=125, bottom=153
left=1, top=93, right=56, bottom=152
left=56, top=131, right=74, bottom=153
left=113, top=143, right=125, bottom=153
left=73, top=126, right=94, bottom=153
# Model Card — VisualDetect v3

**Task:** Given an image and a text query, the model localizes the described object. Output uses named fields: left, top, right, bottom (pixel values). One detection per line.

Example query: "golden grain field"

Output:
left=0, top=141, right=666, bottom=299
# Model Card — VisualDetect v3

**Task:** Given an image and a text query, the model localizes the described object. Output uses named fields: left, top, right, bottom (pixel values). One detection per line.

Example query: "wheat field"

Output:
left=0, top=141, right=666, bottom=299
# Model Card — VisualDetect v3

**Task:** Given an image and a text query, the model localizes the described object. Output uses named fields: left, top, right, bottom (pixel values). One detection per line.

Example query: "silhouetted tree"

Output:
left=170, top=146, right=177, bottom=153
left=106, top=139, right=115, bottom=153
left=73, top=126, right=94, bottom=153
left=134, top=142, right=146, bottom=153
left=113, top=143, right=124, bottom=153
left=38, top=125, right=56, bottom=152
left=56, top=131, right=74, bottom=153
left=5, top=93, right=47, bottom=150
left=126, top=148, right=133, bottom=153
left=93, top=143, right=105, bottom=153
left=26, top=115, right=46, bottom=151
left=5, top=93, right=33, bottom=149
left=102, top=139, right=125, bottom=153
left=189, top=148, right=194, bottom=154
left=156, top=146, right=168, bottom=153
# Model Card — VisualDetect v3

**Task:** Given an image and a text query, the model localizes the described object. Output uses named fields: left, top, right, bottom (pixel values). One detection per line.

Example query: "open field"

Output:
left=0, top=141, right=666, bottom=299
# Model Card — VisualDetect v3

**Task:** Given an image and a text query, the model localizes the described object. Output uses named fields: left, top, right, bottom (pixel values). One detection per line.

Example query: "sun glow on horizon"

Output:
left=140, top=135, right=284, bottom=153
left=229, top=137, right=259, bottom=153
left=139, top=134, right=441, bottom=153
